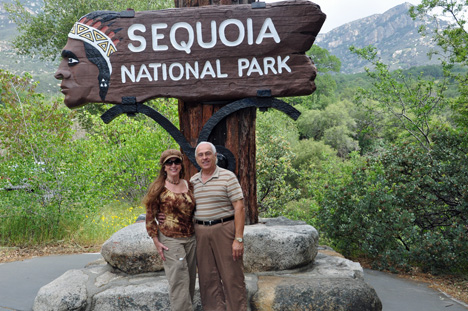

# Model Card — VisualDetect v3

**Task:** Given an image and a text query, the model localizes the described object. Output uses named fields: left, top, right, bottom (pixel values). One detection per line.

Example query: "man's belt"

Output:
left=196, top=215, right=234, bottom=226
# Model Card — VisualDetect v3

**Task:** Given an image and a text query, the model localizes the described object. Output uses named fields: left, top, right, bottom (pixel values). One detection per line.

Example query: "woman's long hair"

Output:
left=142, top=161, right=186, bottom=212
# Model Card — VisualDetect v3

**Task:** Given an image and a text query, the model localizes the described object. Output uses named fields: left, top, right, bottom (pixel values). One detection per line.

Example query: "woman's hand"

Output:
left=152, top=237, right=169, bottom=261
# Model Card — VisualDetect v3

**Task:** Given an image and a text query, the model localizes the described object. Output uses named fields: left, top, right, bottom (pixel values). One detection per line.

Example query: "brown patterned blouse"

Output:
left=146, top=182, right=196, bottom=239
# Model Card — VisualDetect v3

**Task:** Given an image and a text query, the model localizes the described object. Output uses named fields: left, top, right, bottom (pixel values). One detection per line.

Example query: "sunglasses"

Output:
left=164, top=158, right=182, bottom=166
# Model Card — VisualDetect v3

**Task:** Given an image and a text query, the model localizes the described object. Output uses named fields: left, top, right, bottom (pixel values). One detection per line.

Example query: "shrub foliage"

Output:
left=319, top=127, right=468, bottom=273
left=0, top=70, right=178, bottom=245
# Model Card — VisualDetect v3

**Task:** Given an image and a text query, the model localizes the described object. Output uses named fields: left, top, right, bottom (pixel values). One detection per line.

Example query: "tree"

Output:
left=308, top=45, right=342, bottom=74
left=0, top=70, right=73, bottom=159
left=323, top=125, right=360, bottom=157
left=256, top=110, right=301, bottom=214
left=6, top=0, right=173, bottom=61
left=409, top=0, right=468, bottom=127
left=0, top=70, right=106, bottom=244
left=350, top=45, right=450, bottom=152
left=285, top=45, right=341, bottom=109
left=0, top=70, right=179, bottom=245
left=317, top=9, right=468, bottom=273
left=296, top=101, right=359, bottom=157
left=291, top=139, right=336, bottom=169
left=410, top=0, right=468, bottom=67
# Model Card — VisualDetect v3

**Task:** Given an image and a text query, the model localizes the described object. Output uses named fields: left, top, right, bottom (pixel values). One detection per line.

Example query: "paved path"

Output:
left=0, top=254, right=467, bottom=311
left=363, top=269, right=467, bottom=311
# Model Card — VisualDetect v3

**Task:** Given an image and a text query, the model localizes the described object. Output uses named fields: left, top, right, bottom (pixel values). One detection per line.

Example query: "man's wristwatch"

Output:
left=235, top=237, right=243, bottom=243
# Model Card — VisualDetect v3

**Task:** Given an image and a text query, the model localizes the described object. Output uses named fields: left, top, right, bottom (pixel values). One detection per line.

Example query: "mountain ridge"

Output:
left=316, top=2, right=446, bottom=74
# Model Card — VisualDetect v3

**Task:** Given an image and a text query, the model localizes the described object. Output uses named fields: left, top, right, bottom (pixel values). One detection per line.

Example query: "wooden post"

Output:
left=175, top=0, right=258, bottom=225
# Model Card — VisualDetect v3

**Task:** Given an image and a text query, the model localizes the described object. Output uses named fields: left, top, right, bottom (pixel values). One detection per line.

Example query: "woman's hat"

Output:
left=160, top=149, right=183, bottom=165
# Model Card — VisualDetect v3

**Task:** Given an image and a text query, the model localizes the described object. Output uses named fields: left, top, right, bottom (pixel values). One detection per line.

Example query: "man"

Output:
left=191, top=141, right=247, bottom=311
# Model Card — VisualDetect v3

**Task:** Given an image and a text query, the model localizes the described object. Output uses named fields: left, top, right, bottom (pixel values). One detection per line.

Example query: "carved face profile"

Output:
left=54, top=11, right=120, bottom=108
left=55, top=39, right=102, bottom=108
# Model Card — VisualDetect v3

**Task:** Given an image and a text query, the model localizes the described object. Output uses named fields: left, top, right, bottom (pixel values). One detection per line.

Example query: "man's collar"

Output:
left=199, top=165, right=219, bottom=182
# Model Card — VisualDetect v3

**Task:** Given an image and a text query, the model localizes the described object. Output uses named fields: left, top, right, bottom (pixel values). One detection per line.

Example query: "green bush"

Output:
left=318, top=127, right=468, bottom=274
left=0, top=70, right=178, bottom=245
left=1, top=72, right=70, bottom=243
left=296, top=101, right=359, bottom=157
left=81, top=101, right=179, bottom=204
left=291, top=139, right=336, bottom=169
left=256, top=133, right=301, bottom=214
left=0, top=70, right=107, bottom=244
left=256, top=110, right=301, bottom=213
left=0, top=149, right=107, bottom=245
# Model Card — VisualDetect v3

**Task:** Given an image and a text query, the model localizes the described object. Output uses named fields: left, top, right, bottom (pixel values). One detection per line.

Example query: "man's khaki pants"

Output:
left=195, top=220, right=247, bottom=311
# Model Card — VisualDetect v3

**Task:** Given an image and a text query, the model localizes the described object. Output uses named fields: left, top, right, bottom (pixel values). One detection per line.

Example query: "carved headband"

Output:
left=68, top=22, right=117, bottom=74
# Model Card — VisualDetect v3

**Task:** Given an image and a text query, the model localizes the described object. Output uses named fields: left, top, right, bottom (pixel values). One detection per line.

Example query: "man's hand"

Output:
left=152, top=237, right=168, bottom=261
left=232, top=199, right=245, bottom=261
left=157, top=212, right=166, bottom=225
left=232, top=239, right=244, bottom=261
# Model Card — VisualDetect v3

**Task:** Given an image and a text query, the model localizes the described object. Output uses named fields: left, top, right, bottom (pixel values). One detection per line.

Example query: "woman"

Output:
left=143, top=149, right=196, bottom=311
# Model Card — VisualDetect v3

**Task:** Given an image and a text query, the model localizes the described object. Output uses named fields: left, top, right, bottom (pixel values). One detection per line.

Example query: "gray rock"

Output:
left=252, top=276, right=382, bottom=311
left=95, top=271, right=124, bottom=288
left=261, top=216, right=308, bottom=226
left=250, top=253, right=381, bottom=310
left=92, top=282, right=172, bottom=311
left=100, top=223, right=164, bottom=274
left=33, top=218, right=381, bottom=311
left=33, top=252, right=380, bottom=311
left=33, top=269, right=88, bottom=311
left=244, top=217, right=319, bottom=272
left=33, top=262, right=204, bottom=311
left=310, top=252, right=364, bottom=279
left=106, top=216, right=319, bottom=273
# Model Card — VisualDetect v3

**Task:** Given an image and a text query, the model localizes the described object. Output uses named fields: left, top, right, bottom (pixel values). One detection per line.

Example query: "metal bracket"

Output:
left=122, top=96, right=137, bottom=117
left=257, top=89, right=271, bottom=98
left=251, top=1, right=266, bottom=8
left=100, top=97, right=300, bottom=172
left=198, top=97, right=300, bottom=143
left=101, top=102, right=198, bottom=168
left=100, top=97, right=137, bottom=123
left=120, top=9, right=135, bottom=18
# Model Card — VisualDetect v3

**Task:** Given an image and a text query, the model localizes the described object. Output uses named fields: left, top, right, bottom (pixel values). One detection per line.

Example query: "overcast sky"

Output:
left=315, top=0, right=422, bottom=33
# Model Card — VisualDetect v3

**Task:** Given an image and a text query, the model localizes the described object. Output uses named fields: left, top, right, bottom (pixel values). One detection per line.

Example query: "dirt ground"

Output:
left=0, top=244, right=101, bottom=263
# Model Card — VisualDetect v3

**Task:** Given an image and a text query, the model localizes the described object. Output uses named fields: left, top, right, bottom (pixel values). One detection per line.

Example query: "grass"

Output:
left=0, top=201, right=146, bottom=255
left=73, top=201, right=146, bottom=245
left=71, top=201, right=145, bottom=245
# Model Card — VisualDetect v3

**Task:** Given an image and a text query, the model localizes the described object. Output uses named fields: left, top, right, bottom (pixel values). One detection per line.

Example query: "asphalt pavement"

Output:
left=0, top=253, right=102, bottom=311
left=363, top=269, right=467, bottom=311
left=0, top=253, right=467, bottom=311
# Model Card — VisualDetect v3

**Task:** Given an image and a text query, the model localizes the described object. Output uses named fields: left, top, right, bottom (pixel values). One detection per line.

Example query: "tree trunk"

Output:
left=175, top=0, right=258, bottom=224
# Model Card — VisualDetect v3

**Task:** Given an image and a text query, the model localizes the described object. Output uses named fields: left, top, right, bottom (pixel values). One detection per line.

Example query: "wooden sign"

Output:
left=55, top=1, right=326, bottom=108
